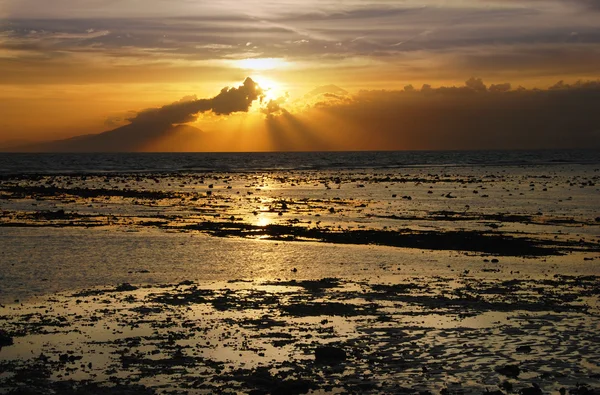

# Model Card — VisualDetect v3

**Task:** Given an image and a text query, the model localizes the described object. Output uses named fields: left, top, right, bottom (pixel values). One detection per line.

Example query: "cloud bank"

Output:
left=260, top=79, right=600, bottom=151
left=5, top=78, right=600, bottom=152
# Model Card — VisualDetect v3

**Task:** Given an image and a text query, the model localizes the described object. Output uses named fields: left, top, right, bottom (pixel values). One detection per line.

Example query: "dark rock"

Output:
left=315, top=346, right=346, bottom=364
left=0, top=329, right=13, bottom=347
left=516, top=345, right=532, bottom=353
left=569, top=384, right=600, bottom=395
left=496, top=364, right=520, bottom=378
left=115, top=283, right=138, bottom=292
left=520, top=384, right=542, bottom=395
left=500, top=381, right=514, bottom=393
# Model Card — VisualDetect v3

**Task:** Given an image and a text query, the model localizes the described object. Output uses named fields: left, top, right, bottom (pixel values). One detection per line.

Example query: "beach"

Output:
left=1, top=152, right=599, bottom=394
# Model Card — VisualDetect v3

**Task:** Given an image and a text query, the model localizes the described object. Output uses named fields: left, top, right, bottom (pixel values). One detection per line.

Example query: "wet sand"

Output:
left=1, top=275, right=599, bottom=394
left=1, top=166, right=599, bottom=394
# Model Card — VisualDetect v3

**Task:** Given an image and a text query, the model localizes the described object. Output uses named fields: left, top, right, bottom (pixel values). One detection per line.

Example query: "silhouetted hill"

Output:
left=7, top=123, right=206, bottom=152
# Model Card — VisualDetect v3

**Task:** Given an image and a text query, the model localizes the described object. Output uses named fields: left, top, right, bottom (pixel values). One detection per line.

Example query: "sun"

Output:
left=251, top=76, right=285, bottom=102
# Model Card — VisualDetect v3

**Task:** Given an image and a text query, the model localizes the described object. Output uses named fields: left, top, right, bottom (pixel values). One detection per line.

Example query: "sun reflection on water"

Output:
left=256, top=215, right=271, bottom=227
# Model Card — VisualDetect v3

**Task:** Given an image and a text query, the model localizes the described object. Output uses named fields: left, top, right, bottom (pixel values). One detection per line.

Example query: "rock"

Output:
left=570, top=384, right=600, bottom=395
left=520, top=384, right=542, bottom=395
left=0, top=330, right=13, bottom=347
left=495, top=364, right=520, bottom=378
left=491, top=258, right=500, bottom=263
left=500, top=381, right=514, bottom=393
left=115, top=283, right=138, bottom=292
left=315, top=346, right=346, bottom=364
left=516, top=345, right=532, bottom=353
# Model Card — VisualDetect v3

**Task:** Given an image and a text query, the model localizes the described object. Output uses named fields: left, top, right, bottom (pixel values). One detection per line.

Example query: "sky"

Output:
left=0, top=0, right=599, bottom=151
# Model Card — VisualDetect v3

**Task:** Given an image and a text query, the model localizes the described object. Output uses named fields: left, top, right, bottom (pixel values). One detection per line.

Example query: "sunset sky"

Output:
left=1, top=0, right=599, bottom=151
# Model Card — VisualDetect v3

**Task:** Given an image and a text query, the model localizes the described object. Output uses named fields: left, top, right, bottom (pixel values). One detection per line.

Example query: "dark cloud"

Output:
left=561, top=0, right=600, bottom=11
left=489, top=83, right=511, bottom=92
left=465, top=77, right=487, bottom=92
left=129, top=77, right=263, bottom=126
left=288, top=78, right=600, bottom=150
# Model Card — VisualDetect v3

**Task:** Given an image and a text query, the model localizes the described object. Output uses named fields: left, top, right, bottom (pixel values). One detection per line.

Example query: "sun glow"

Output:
left=251, top=76, right=283, bottom=101
left=256, top=215, right=271, bottom=227
left=237, top=58, right=288, bottom=71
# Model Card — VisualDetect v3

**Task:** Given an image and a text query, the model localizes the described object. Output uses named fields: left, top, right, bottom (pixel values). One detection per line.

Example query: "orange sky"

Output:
left=0, top=0, right=599, bottom=150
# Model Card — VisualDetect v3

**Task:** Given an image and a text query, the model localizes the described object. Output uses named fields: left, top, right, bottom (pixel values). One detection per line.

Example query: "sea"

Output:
left=0, top=149, right=599, bottom=174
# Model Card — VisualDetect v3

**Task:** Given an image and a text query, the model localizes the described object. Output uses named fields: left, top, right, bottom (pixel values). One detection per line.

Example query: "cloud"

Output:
left=465, top=77, right=487, bottom=92
left=489, top=83, right=511, bottom=92
left=129, top=77, right=263, bottom=125
left=2, top=1, right=600, bottom=87
left=305, top=84, right=348, bottom=98
left=277, top=78, right=600, bottom=151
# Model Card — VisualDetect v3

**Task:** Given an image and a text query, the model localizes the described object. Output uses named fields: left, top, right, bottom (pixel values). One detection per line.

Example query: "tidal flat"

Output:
left=1, top=163, right=599, bottom=394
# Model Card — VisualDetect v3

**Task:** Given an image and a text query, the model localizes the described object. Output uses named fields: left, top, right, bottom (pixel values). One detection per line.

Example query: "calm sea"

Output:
left=0, top=150, right=599, bottom=175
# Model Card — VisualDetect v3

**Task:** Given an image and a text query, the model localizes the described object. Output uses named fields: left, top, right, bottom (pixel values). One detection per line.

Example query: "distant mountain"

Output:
left=0, top=139, right=35, bottom=152
left=6, top=123, right=207, bottom=152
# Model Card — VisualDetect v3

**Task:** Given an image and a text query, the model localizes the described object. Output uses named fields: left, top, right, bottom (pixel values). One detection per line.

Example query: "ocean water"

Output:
left=0, top=149, right=599, bottom=174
